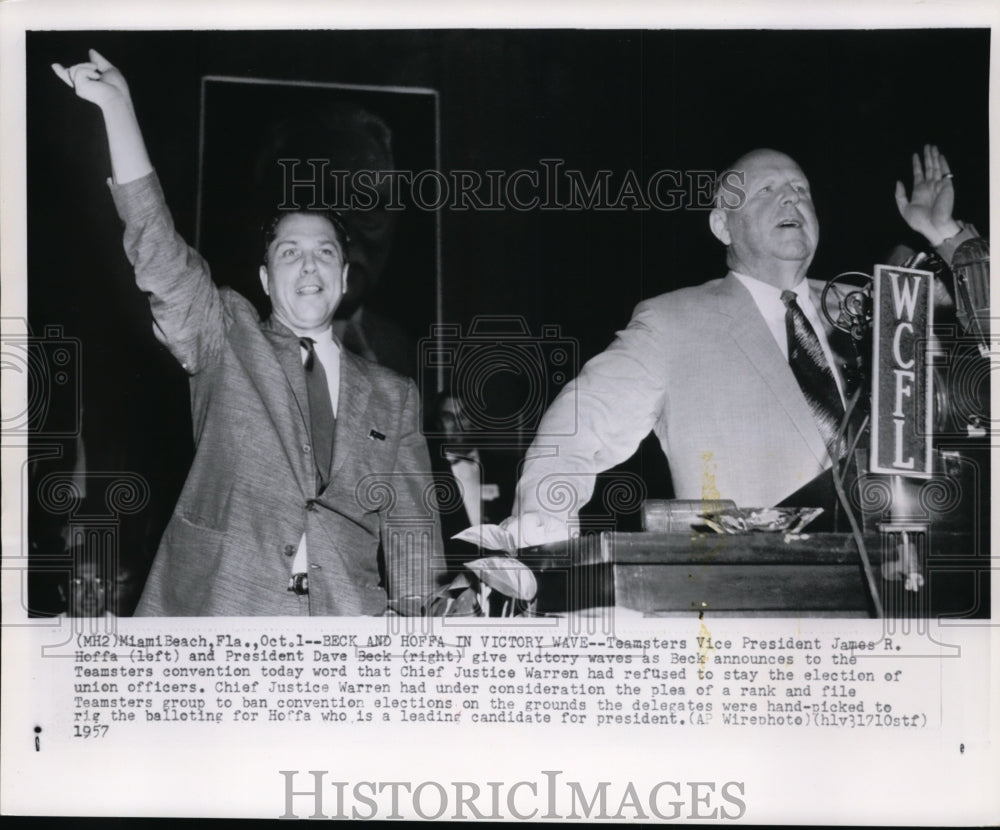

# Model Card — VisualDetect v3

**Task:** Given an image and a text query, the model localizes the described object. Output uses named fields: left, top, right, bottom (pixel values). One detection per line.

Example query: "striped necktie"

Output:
left=781, top=290, right=846, bottom=459
left=300, top=337, right=335, bottom=494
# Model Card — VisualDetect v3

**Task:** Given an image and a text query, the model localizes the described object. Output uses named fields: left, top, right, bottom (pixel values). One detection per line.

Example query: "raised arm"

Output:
left=52, top=50, right=152, bottom=185
left=52, top=50, right=224, bottom=375
left=893, top=144, right=960, bottom=246
left=501, top=300, right=671, bottom=548
left=892, top=143, right=984, bottom=266
left=894, top=144, right=988, bottom=339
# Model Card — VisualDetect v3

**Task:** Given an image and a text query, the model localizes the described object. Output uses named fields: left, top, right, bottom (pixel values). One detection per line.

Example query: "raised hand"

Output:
left=893, top=144, right=960, bottom=246
left=52, top=49, right=132, bottom=111
left=51, top=49, right=151, bottom=184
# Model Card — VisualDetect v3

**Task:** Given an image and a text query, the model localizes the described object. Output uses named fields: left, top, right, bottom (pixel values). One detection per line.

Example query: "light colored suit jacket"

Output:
left=112, top=173, right=442, bottom=616
left=515, top=273, right=851, bottom=519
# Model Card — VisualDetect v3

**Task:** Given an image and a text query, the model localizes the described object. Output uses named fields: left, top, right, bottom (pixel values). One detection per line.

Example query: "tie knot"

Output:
left=300, top=337, right=316, bottom=370
left=780, top=290, right=798, bottom=307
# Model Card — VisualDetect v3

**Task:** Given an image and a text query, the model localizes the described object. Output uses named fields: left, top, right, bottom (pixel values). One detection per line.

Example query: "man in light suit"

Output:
left=504, top=148, right=862, bottom=545
left=54, top=51, right=443, bottom=615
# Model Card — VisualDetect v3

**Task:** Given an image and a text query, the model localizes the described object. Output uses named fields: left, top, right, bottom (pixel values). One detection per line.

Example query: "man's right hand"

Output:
left=52, top=49, right=132, bottom=111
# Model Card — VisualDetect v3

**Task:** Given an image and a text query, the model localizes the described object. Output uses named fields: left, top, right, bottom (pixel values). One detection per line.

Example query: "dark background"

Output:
left=23, top=29, right=990, bottom=612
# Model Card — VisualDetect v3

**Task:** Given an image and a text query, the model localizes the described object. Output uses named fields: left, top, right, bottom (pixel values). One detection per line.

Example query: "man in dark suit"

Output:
left=54, top=50, right=442, bottom=615
left=425, top=392, right=517, bottom=574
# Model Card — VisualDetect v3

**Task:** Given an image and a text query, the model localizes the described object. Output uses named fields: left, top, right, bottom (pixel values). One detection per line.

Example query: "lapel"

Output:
left=241, top=319, right=313, bottom=494
left=260, top=320, right=310, bottom=422
left=711, top=273, right=832, bottom=466
left=331, top=349, right=373, bottom=480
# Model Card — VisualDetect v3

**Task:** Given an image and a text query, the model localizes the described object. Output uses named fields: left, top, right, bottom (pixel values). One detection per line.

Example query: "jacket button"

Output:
left=283, top=544, right=296, bottom=557
left=303, top=443, right=311, bottom=453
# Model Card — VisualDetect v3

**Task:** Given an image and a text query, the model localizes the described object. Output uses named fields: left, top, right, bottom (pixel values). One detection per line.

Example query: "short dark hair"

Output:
left=261, top=209, right=351, bottom=266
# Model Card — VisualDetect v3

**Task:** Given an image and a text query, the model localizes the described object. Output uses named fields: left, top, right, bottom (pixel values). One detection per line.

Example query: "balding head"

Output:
left=709, top=149, right=819, bottom=290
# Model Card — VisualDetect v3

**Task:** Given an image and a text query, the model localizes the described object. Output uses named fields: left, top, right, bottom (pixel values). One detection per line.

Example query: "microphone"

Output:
left=950, top=236, right=990, bottom=351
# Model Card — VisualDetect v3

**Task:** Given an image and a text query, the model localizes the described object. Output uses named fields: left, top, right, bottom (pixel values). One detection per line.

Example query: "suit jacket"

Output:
left=112, top=173, right=443, bottom=616
left=427, top=441, right=518, bottom=573
left=515, top=273, right=856, bottom=519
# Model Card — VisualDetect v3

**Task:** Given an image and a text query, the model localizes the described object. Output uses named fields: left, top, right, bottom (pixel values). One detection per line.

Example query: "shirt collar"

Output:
left=732, top=271, right=809, bottom=300
left=273, top=321, right=340, bottom=351
left=732, top=270, right=811, bottom=304
left=265, top=316, right=338, bottom=342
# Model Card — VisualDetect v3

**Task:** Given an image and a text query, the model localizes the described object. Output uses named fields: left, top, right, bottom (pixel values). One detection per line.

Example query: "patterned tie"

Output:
left=781, top=290, right=846, bottom=459
left=300, top=337, right=335, bottom=493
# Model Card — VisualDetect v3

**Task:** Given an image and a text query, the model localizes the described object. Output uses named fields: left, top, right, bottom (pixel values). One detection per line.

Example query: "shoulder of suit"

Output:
left=634, top=276, right=729, bottom=317
left=218, top=286, right=264, bottom=322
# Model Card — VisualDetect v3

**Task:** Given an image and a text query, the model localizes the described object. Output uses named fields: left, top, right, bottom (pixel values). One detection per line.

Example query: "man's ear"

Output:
left=341, top=262, right=350, bottom=294
left=709, top=207, right=731, bottom=246
left=259, top=265, right=270, bottom=296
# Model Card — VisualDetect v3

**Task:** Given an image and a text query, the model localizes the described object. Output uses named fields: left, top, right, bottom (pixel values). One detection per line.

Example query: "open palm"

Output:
left=894, top=144, right=954, bottom=242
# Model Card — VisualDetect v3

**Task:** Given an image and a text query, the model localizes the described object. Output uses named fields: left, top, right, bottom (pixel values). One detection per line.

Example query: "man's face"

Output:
left=70, top=562, right=107, bottom=617
left=712, top=150, right=819, bottom=283
left=260, top=213, right=349, bottom=335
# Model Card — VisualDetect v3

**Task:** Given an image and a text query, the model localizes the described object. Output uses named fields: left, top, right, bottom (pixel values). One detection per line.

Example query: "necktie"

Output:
left=300, top=337, right=335, bottom=493
left=781, top=290, right=846, bottom=459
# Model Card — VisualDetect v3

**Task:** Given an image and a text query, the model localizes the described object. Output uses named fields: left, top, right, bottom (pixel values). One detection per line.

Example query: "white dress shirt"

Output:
left=446, top=447, right=483, bottom=527
left=733, top=271, right=845, bottom=404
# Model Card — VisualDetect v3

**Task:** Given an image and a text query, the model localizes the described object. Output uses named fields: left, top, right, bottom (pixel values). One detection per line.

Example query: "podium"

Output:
left=603, top=532, right=877, bottom=616
left=523, top=531, right=977, bottom=618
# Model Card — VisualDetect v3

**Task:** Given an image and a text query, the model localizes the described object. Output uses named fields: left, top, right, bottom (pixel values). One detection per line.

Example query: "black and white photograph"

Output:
left=1, top=0, right=997, bottom=822
left=18, top=25, right=993, bottom=620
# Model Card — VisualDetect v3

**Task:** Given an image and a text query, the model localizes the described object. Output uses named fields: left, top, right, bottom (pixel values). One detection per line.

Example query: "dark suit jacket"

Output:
left=112, top=173, right=442, bottom=616
left=426, top=441, right=517, bottom=574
